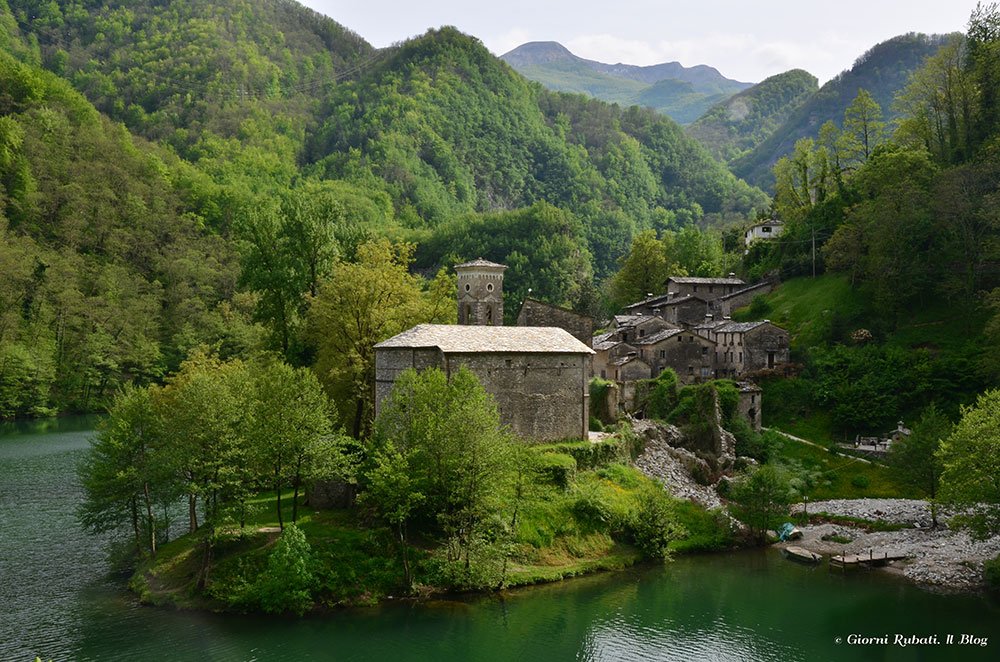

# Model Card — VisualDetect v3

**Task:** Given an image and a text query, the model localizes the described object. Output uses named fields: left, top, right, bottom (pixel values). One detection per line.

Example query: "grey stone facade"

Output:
left=665, top=275, right=745, bottom=301
left=375, top=325, right=593, bottom=442
left=736, top=382, right=763, bottom=431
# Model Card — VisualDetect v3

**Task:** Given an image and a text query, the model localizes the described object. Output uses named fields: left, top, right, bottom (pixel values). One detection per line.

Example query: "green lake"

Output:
left=2, top=419, right=999, bottom=661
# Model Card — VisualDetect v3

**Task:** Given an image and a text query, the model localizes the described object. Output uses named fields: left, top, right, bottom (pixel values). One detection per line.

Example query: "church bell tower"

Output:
left=455, top=258, right=506, bottom=326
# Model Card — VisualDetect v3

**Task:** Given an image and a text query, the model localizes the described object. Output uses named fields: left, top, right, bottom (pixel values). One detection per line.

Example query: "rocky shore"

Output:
left=786, top=499, right=1000, bottom=591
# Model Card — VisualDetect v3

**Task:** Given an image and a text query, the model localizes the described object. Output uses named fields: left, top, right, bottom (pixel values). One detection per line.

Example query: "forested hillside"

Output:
left=732, top=33, right=948, bottom=190
left=733, top=14, right=1000, bottom=438
left=0, top=1, right=768, bottom=419
left=688, top=69, right=818, bottom=164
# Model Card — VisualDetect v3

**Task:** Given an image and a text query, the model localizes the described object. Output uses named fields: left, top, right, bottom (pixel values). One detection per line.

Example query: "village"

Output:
left=375, top=255, right=792, bottom=442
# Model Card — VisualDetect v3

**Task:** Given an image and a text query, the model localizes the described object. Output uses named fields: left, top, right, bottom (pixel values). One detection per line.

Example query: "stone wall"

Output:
left=737, top=385, right=762, bottom=431
left=375, top=347, right=590, bottom=441
left=517, top=299, right=593, bottom=345
left=643, top=332, right=715, bottom=383
left=744, top=324, right=790, bottom=372
left=446, top=352, right=590, bottom=441
left=710, top=280, right=777, bottom=318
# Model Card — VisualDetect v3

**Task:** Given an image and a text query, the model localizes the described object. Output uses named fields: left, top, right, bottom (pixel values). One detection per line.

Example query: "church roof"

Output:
left=455, top=258, right=507, bottom=270
left=376, top=324, right=594, bottom=354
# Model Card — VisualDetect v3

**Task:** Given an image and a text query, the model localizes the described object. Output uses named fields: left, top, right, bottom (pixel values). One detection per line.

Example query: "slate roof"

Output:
left=714, top=321, right=770, bottom=333
left=718, top=280, right=775, bottom=302
left=612, top=354, right=647, bottom=367
left=376, top=324, right=593, bottom=354
left=592, top=331, right=615, bottom=346
left=633, top=328, right=682, bottom=345
left=623, top=293, right=706, bottom=310
left=455, top=258, right=507, bottom=269
left=667, top=276, right=745, bottom=286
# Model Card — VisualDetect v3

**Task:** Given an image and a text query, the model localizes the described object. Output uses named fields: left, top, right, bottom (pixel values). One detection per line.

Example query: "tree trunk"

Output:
left=292, top=456, right=303, bottom=523
left=143, top=482, right=156, bottom=557
left=189, top=494, right=198, bottom=532
left=399, top=524, right=412, bottom=591
left=275, top=465, right=284, bottom=531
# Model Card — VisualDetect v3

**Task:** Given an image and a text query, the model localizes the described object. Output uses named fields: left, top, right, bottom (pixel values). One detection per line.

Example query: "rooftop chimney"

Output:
left=728, top=272, right=736, bottom=278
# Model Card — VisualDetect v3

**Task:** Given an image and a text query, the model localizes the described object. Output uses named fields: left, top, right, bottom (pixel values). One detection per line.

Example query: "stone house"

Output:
left=592, top=334, right=639, bottom=380
left=374, top=324, right=593, bottom=442
left=611, top=314, right=677, bottom=344
left=623, top=292, right=710, bottom=326
left=516, top=298, right=593, bottom=345
left=611, top=354, right=651, bottom=382
left=633, top=328, right=717, bottom=383
left=694, top=319, right=790, bottom=377
left=665, top=275, right=745, bottom=301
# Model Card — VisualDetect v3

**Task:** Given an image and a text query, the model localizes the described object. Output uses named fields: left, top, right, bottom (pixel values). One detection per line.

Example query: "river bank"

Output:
left=783, top=499, right=1000, bottom=591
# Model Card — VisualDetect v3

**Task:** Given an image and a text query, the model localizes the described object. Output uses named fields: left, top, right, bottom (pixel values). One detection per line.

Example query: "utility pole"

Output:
left=811, top=228, right=816, bottom=278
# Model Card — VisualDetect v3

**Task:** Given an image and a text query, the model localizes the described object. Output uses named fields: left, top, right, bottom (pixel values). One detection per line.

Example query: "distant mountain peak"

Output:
left=500, top=41, right=751, bottom=125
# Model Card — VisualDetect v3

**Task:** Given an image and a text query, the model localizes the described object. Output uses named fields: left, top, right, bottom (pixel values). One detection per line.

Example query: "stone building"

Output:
left=623, top=293, right=710, bottom=326
left=375, top=324, right=593, bottom=441
left=709, top=280, right=777, bottom=319
left=611, top=314, right=676, bottom=344
left=592, top=334, right=639, bottom=381
left=456, top=258, right=505, bottom=325
left=516, top=298, right=593, bottom=345
left=744, top=219, right=784, bottom=248
left=665, top=275, right=745, bottom=301
left=634, top=328, right=717, bottom=383
left=693, top=319, right=790, bottom=377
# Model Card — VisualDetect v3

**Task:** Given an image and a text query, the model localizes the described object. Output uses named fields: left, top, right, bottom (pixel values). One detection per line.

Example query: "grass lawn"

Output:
left=767, top=430, right=917, bottom=500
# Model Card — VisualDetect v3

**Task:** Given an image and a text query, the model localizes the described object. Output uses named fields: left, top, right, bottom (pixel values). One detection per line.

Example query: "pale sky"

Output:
left=299, top=0, right=977, bottom=84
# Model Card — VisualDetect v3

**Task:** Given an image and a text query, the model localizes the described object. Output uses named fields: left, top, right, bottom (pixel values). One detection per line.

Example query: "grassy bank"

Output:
left=131, top=439, right=737, bottom=613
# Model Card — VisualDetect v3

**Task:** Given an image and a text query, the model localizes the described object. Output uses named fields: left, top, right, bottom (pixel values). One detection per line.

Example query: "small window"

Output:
left=677, top=336, right=682, bottom=343
left=762, top=226, right=771, bottom=233
left=739, top=352, right=743, bottom=362
left=687, top=366, right=694, bottom=375
left=659, top=350, right=665, bottom=358
left=464, top=283, right=471, bottom=292
left=701, top=347, right=708, bottom=356
left=486, top=283, right=494, bottom=292
left=639, top=329, right=645, bottom=337
left=708, top=285, right=714, bottom=293
left=600, top=369, right=606, bottom=379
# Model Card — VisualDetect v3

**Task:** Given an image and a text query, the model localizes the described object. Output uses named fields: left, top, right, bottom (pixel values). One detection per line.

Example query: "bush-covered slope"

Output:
left=732, top=34, right=948, bottom=190
left=688, top=69, right=818, bottom=163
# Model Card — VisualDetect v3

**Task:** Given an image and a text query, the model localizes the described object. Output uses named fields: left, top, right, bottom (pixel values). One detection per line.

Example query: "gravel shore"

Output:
left=785, top=499, right=1000, bottom=590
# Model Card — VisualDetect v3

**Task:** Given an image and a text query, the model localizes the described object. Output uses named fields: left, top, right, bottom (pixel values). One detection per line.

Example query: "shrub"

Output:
left=628, top=487, right=687, bottom=560
left=851, top=475, right=871, bottom=489
left=644, top=368, right=679, bottom=420
left=537, top=453, right=577, bottom=489
left=255, top=524, right=315, bottom=615
left=984, top=554, right=1000, bottom=592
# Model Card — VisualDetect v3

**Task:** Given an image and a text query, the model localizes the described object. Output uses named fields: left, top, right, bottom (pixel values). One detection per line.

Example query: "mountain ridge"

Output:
left=501, top=40, right=751, bottom=124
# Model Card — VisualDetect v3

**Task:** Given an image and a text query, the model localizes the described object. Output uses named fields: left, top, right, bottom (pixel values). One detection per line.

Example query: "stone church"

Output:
left=374, top=259, right=593, bottom=441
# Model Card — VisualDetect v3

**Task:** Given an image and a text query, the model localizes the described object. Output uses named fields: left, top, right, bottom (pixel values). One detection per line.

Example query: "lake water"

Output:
left=2, top=419, right=999, bottom=661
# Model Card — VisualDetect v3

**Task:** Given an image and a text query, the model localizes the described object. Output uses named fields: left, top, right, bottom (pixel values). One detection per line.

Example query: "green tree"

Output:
left=358, top=441, right=425, bottom=590
left=256, top=524, right=314, bottom=615
left=251, top=360, right=333, bottom=528
left=889, top=404, right=952, bottom=526
left=78, top=384, right=167, bottom=557
left=728, top=465, right=792, bottom=545
left=371, top=366, right=518, bottom=589
left=839, top=89, right=885, bottom=168
left=307, top=239, right=453, bottom=438
left=607, top=229, right=681, bottom=309
left=938, top=389, right=1000, bottom=539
